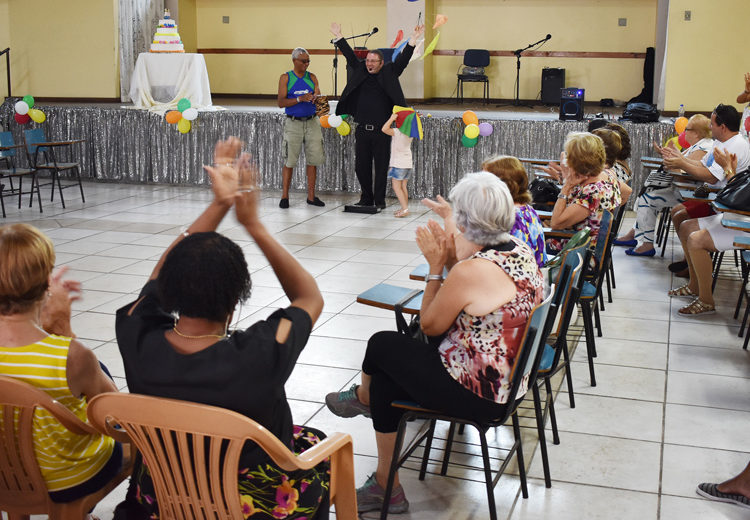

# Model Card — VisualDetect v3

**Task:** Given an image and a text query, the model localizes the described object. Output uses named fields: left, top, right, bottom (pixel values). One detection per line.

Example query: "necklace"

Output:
left=172, top=325, right=226, bottom=340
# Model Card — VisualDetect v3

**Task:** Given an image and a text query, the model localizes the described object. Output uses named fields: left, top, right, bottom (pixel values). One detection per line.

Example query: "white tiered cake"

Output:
left=150, top=9, right=184, bottom=53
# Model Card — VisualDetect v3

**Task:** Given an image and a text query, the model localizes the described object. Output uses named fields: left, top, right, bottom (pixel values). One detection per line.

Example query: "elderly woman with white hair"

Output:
left=326, top=172, right=544, bottom=514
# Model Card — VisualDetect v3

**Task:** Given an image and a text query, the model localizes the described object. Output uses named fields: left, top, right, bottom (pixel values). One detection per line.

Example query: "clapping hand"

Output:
left=421, top=194, right=452, bottom=221
left=744, top=72, right=750, bottom=94
left=661, top=145, right=683, bottom=170
left=541, top=161, right=563, bottom=182
left=204, top=137, right=242, bottom=204
left=416, top=220, right=451, bottom=270
left=41, top=266, right=81, bottom=337
left=714, top=148, right=738, bottom=175
left=234, top=154, right=261, bottom=226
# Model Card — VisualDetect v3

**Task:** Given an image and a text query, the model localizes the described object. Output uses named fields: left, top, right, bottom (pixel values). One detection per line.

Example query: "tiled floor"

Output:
left=3, top=181, right=750, bottom=520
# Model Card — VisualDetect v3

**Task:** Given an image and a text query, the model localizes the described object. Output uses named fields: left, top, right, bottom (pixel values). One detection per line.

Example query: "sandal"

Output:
left=678, top=298, right=715, bottom=316
left=394, top=208, right=410, bottom=218
left=668, top=284, right=697, bottom=298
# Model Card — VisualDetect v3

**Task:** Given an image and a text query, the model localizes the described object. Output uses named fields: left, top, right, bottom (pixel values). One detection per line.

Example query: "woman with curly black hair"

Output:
left=115, top=137, right=327, bottom=520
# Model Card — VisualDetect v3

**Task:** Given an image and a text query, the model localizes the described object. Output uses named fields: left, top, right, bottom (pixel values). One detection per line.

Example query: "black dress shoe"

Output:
left=307, top=197, right=325, bottom=207
left=354, top=199, right=374, bottom=207
left=375, top=202, right=386, bottom=210
left=668, top=260, right=688, bottom=272
left=279, top=198, right=289, bottom=209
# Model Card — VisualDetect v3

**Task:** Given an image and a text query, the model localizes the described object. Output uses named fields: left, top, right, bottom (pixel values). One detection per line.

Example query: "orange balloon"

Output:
left=674, top=116, right=688, bottom=134
left=320, top=115, right=331, bottom=128
left=165, top=110, right=182, bottom=124
left=462, top=110, right=478, bottom=126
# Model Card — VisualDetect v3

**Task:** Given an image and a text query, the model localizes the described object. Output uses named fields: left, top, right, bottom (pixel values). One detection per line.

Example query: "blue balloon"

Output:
left=392, top=39, right=409, bottom=61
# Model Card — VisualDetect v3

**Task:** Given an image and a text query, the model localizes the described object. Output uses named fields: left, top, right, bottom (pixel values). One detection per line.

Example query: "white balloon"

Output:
left=182, top=107, right=198, bottom=121
left=328, top=115, right=343, bottom=128
left=14, top=101, right=29, bottom=115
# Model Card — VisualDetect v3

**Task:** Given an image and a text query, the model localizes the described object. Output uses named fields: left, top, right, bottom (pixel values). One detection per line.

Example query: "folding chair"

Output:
left=0, top=131, right=41, bottom=217
left=24, top=128, right=85, bottom=209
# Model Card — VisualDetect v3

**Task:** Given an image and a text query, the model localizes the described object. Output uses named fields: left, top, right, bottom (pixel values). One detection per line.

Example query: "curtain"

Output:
left=119, top=0, right=165, bottom=102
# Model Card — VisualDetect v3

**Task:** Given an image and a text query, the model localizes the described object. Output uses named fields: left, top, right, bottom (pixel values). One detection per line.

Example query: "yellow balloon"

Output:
left=29, top=109, right=46, bottom=123
left=177, top=118, right=191, bottom=134
left=337, top=121, right=351, bottom=136
left=464, top=123, right=480, bottom=139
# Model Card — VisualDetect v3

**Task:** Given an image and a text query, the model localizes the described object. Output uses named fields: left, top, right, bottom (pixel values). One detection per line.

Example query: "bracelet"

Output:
left=726, top=169, right=735, bottom=178
left=425, top=274, right=443, bottom=283
left=296, top=97, right=301, bottom=103
left=557, top=193, right=567, bottom=200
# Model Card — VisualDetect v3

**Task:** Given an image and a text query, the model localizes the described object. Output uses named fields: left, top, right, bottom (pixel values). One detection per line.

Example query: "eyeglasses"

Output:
left=295, top=59, right=310, bottom=64
left=365, top=59, right=382, bottom=64
left=685, top=127, right=695, bottom=132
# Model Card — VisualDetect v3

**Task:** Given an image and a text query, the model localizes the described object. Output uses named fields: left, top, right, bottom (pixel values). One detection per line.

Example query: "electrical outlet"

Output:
left=618, top=18, right=627, bottom=27
left=222, top=15, right=230, bottom=24
left=684, top=10, right=691, bottom=21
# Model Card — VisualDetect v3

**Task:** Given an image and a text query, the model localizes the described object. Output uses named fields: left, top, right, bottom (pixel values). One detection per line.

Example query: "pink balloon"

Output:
left=745, top=117, right=750, bottom=133
left=478, top=122, right=493, bottom=137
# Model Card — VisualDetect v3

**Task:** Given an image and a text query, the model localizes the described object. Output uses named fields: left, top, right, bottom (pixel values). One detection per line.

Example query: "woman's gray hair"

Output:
left=449, top=171, right=516, bottom=246
left=291, top=47, right=309, bottom=59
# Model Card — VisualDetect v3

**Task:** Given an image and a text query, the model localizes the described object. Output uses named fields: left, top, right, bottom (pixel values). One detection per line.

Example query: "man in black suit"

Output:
left=330, top=22, right=424, bottom=208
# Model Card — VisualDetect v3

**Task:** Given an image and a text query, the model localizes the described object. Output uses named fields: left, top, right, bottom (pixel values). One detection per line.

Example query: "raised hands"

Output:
left=416, top=220, right=452, bottom=269
left=714, top=147, right=738, bottom=175
left=234, top=154, right=261, bottom=226
left=204, top=137, right=242, bottom=204
left=421, top=194, right=452, bottom=220
left=41, top=266, right=81, bottom=337
left=409, top=24, right=425, bottom=44
left=330, top=22, right=343, bottom=39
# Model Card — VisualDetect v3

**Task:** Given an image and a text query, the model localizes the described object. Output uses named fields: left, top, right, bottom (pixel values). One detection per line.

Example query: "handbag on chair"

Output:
left=716, top=169, right=750, bottom=210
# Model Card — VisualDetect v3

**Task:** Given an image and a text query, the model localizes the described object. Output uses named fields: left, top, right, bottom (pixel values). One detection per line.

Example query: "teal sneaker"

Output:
left=325, top=384, right=371, bottom=418
left=356, top=473, right=409, bottom=513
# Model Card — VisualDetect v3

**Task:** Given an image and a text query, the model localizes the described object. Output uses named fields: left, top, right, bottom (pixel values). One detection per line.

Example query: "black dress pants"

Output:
left=355, top=125, right=391, bottom=205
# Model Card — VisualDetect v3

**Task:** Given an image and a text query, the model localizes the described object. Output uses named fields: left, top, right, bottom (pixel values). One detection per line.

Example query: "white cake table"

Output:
left=129, top=53, right=212, bottom=110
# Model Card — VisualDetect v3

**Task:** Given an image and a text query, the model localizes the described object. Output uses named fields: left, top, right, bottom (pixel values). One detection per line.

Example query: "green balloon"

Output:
left=177, top=98, right=191, bottom=112
left=461, top=134, right=478, bottom=148
left=341, top=114, right=348, bottom=120
left=23, top=95, right=34, bottom=108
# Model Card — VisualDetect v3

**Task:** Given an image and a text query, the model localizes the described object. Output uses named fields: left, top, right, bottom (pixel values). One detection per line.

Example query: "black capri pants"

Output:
left=362, top=331, right=512, bottom=433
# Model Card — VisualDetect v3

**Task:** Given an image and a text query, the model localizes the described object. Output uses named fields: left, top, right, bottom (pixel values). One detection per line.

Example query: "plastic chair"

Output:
left=379, top=289, right=554, bottom=520
left=0, top=131, right=41, bottom=217
left=457, top=49, right=490, bottom=104
left=578, top=209, right=615, bottom=387
left=87, top=393, right=358, bottom=520
left=0, top=376, right=133, bottom=520
left=23, top=128, right=85, bottom=209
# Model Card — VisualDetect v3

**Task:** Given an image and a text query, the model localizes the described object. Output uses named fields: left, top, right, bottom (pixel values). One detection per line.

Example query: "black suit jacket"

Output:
left=334, top=37, right=415, bottom=119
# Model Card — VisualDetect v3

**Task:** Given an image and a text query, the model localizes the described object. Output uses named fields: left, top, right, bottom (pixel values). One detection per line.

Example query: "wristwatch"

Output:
left=425, top=274, right=443, bottom=283
left=296, top=97, right=301, bottom=103
left=557, top=192, right=567, bottom=200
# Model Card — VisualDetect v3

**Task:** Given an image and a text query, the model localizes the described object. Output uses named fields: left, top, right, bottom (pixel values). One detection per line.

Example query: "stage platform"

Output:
left=0, top=97, right=672, bottom=201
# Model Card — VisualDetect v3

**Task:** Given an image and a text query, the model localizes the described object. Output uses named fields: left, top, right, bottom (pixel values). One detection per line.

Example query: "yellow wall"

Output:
left=178, top=0, right=198, bottom=53
left=7, top=0, right=119, bottom=98
left=430, top=0, right=656, bottom=101
left=196, top=0, right=386, bottom=96
left=0, top=0, right=10, bottom=98
left=662, top=0, right=746, bottom=112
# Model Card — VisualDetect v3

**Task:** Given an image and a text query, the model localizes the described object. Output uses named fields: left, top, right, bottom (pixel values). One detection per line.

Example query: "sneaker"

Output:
left=279, top=198, right=289, bottom=209
left=325, top=384, right=371, bottom=418
left=307, top=197, right=325, bottom=207
left=696, top=483, right=750, bottom=509
left=356, top=473, right=409, bottom=513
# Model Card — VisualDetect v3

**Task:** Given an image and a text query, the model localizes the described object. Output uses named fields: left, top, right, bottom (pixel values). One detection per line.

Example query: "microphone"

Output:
left=371, top=27, right=379, bottom=35
left=546, top=34, right=552, bottom=40
left=363, top=27, right=379, bottom=48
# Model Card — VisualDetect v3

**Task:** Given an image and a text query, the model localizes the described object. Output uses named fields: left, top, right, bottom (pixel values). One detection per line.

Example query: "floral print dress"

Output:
left=438, top=237, right=544, bottom=404
left=547, top=176, right=621, bottom=252
left=512, top=204, right=547, bottom=267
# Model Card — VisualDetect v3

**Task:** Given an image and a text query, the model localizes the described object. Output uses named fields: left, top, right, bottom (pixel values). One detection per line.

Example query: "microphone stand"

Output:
left=332, top=30, right=377, bottom=97
left=512, top=35, right=551, bottom=107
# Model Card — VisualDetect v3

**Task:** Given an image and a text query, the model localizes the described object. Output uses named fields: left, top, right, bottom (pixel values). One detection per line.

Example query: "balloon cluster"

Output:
left=14, top=96, right=46, bottom=124
left=673, top=116, right=688, bottom=150
left=461, top=110, right=493, bottom=148
left=320, top=114, right=351, bottom=136
left=165, top=98, right=198, bottom=134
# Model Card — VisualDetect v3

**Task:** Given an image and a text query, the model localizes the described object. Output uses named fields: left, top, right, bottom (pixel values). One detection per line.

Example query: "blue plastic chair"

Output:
left=0, top=131, right=41, bottom=217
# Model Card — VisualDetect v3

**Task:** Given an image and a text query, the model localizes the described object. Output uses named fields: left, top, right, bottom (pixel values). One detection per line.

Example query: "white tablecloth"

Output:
left=129, top=53, right=212, bottom=110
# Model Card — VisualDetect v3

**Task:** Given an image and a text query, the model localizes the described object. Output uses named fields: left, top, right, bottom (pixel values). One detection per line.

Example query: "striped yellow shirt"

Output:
left=0, top=335, right=114, bottom=491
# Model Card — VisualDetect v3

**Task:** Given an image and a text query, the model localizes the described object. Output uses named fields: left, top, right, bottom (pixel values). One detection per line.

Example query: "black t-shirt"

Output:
left=356, top=74, right=392, bottom=127
left=115, top=280, right=313, bottom=467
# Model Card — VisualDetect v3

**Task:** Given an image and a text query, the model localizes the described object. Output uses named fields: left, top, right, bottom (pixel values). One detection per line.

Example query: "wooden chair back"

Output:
left=87, top=392, right=358, bottom=520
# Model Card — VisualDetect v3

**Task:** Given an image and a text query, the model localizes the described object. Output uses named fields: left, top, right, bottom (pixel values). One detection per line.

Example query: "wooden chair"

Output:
left=0, top=131, right=42, bottom=217
left=87, top=392, right=358, bottom=520
left=0, top=376, right=133, bottom=520
left=378, top=289, right=554, bottom=520
left=23, top=128, right=85, bottom=209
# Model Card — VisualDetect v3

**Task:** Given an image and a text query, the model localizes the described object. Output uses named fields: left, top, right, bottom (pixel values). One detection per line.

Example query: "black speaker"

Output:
left=541, top=68, right=565, bottom=105
left=559, top=87, right=585, bottom=121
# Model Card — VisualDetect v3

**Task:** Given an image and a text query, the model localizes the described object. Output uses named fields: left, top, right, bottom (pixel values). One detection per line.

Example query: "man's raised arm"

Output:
left=393, top=24, right=425, bottom=75
left=330, top=22, right=357, bottom=65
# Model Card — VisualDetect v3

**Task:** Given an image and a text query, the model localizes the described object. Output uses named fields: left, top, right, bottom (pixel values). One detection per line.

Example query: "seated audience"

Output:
left=115, top=138, right=328, bottom=519
left=669, top=148, right=750, bottom=315
left=605, top=122, right=633, bottom=184
left=592, top=127, right=633, bottom=204
left=614, top=114, right=712, bottom=256
left=663, top=104, right=750, bottom=276
left=738, top=71, right=750, bottom=140
left=325, top=172, right=543, bottom=514
left=545, top=132, right=622, bottom=252
left=0, top=225, right=122, bottom=511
